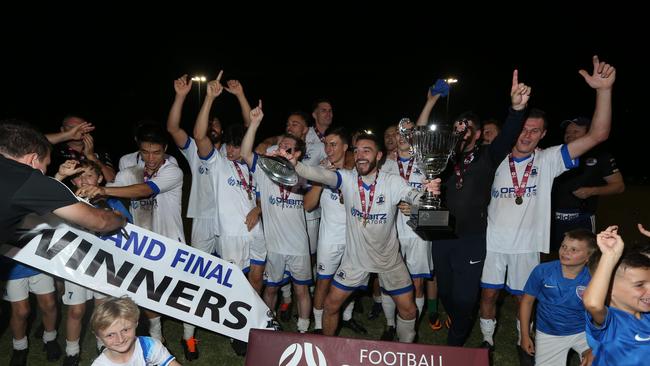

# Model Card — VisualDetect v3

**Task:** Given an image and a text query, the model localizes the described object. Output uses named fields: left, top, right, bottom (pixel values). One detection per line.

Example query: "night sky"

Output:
left=1, top=18, right=643, bottom=178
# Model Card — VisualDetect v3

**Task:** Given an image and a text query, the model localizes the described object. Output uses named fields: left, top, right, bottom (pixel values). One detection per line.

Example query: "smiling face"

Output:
left=612, top=266, right=650, bottom=315
left=285, top=114, right=308, bottom=139
left=71, top=166, right=103, bottom=188
left=513, top=117, right=546, bottom=157
left=97, top=317, right=137, bottom=357
left=354, top=138, right=382, bottom=176
left=324, top=134, right=347, bottom=165
left=383, top=126, right=398, bottom=153
left=139, top=142, right=166, bottom=174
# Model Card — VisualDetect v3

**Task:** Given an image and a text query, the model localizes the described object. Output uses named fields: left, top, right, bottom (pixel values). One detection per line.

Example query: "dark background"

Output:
left=1, top=17, right=644, bottom=180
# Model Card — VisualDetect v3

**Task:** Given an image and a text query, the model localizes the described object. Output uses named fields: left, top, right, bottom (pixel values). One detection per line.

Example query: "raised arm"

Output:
left=75, top=183, right=154, bottom=200
left=583, top=225, right=624, bottom=326
left=45, top=122, right=95, bottom=144
left=82, top=134, right=116, bottom=182
left=567, top=56, right=615, bottom=159
left=225, top=79, right=252, bottom=127
left=488, top=70, right=530, bottom=162
left=53, top=201, right=126, bottom=233
left=194, top=71, right=224, bottom=158
left=416, top=79, right=448, bottom=126
left=241, top=100, right=264, bottom=167
left=166, top=74, right=192, bottom=148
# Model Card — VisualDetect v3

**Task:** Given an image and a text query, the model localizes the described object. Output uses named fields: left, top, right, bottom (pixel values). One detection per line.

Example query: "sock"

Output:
left=297, top=317, right=310, bottom=333
left=43, top=330, right=57, bottom=343
left=342, top=301, right=355, bottom=321
left=313, top=308, right=323, bottom=329
left=149, top=316, right=163, bottom=341
left=373, top=295, right=382, bottom=304
left=395, top=315, right=416, bottom=343
left=183, top=323, right=196, bottom=340
left=66, top=339, right=80, bottom=357
left=427, top=298, right=438, bottom=314
left=480, top=318, right=496, bottom=345
left=280, top=284, right=292, bottom=302
left=415, top=297, right=425, bottom=317
left=13, top=337, right=28, bottom=351
left=381, top=293, right=396, bottom=327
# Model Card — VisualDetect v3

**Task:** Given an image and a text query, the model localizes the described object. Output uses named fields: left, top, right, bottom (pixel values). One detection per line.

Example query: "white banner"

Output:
left=1, top=219, right=274, bottom=342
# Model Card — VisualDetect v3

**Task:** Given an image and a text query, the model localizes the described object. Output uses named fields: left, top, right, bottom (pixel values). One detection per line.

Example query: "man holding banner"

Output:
left=1, top=120, right=126, bottom=366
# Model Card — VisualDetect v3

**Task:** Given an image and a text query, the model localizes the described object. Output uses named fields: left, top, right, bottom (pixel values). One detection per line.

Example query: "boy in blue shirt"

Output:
left=519, top=228, right=597, bottom=365
left=583, top=225, right=650, bottom=366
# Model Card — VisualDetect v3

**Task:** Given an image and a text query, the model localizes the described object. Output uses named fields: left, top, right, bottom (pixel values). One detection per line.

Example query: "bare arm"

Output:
left=45, top=122, right=95, bottom=144
left=573, top=172, right=625, bottom=199
left=75, top=184, right=154, bottom=200
left=255, top=136, right=280, bottom=155
left=519, top=294, right=536, bottom=356
left=166, top=75, right=192, bottom=148
left=53, top=202, right=125, bottom=233
left=567, top=56, right=616, bottom=159
left=226, top=79, right=252, bottom=127
left=82, top=134, right=116, bottom=182
left=416, top=79, right=448, bottom=126
left=241, top=100, right=264, bottom=167
left=583, top=226, right=623, bottom=326
left=194, top=72, right=224, bottom=158
left=303, top=184, right=324, bottom=212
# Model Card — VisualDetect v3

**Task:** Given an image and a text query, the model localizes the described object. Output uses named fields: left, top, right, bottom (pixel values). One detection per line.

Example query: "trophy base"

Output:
left=407, top=208, right=456, bottom=241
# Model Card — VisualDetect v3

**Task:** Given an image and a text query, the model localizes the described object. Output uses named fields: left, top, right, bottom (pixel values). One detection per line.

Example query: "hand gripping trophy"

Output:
left=398, top=118, right=462, bottom=234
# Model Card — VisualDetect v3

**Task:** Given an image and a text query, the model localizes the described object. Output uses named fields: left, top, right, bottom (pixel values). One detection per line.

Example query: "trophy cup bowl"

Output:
left=398, top=118, right=461, bottom=236
left=257, top=155, right=299, bottom=186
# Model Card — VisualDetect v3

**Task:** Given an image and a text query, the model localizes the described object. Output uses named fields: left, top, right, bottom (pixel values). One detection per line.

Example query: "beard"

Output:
left=355, top=158, right=377, bottom=176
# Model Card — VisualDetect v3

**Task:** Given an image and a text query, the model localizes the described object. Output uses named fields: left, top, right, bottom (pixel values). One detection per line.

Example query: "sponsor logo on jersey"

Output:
left=350, top=207, right=388, bottom=225
left=268, top=195, right=304, bottom=209
left=493, top=186, right=538, bottom=200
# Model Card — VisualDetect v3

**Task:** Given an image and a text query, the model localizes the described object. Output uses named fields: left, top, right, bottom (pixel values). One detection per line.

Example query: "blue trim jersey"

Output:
left=524, top=260, right=590, bottom=335
left=92, top=336, right=175, bottom=366
left=487, top=144, right=579, bottom=254
left=586, top=306, right=650, bottom=366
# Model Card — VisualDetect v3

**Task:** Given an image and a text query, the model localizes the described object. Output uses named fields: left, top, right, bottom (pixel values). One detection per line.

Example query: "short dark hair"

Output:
left=288, top=111, right=310, bottom=126
left=355, top=132, right=383, bottom=152
left=324, top=126, right=349, bottom=146
left=0, top=119, right=51, bottom=159
left=619, top=249, right=650, bottom=272
left=456, top=111, right=481, bottom=130
left=564, top=228, right=598, bottom=254
left=224, top=124, right=245, bottom=147
left=482, top=118, right=501, bottom=130
left=280, top=134, right=307, bottom=162
left=527, top=108, right=548, bottom=130
left=312, top=98, right=333, bottom=113
left=135, top=121, right=168, bottom=147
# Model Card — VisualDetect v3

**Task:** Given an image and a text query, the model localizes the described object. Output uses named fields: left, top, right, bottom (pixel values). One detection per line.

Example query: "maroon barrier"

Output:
left=245, top=329, right=489, bottom=366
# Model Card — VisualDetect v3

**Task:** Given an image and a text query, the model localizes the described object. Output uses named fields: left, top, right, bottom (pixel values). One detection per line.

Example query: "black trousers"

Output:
left=432, top=234, right=486, bottom=346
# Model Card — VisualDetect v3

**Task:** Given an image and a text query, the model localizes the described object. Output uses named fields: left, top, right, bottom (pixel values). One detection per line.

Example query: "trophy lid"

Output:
left=257, top=155, right=299, bottom=186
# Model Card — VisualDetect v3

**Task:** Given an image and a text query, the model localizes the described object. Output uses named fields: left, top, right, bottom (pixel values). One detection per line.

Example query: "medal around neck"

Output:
left=258, top=155, right=298, bottom=186
left=398, top=118, right=463, bottom=239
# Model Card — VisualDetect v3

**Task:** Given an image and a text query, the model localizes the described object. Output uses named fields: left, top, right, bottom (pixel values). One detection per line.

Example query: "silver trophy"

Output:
left=257, top=155, right=299, bottom=186
left=398, top=118, right=461, bottom=234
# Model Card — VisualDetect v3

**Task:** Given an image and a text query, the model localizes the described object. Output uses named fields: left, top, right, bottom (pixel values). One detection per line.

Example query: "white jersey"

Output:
left=268, top=138, right=325, bottom=221
left=210, top=151, right=263, bottom=237
left=381, top=158, right=399, bottom=175
left=110, top=159, right=185, bottom=243
left=178, top=138, right=219, bottom=221
left=92, top=336, right=175, bottom=366
left=487, top=145, right=578, bottom=254
left=118, top=151, right=177, bottom=171
left=395, top=157, right=428, bottom=240
left=336, top=169, right=412, bottom=272
left=318, top=181, right=346, bottom=245
left=251, top=153, right=309, bottom=256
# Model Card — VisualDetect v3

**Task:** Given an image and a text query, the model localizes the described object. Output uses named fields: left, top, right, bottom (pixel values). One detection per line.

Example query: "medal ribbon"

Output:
left=279, top=184, right=291, bottom=208
left=398, top=158, right=414, bottom=181
left=233, top=161, right=253, bottom=199
left=508, top=153, right=535, bottom=199
left=357, top=172, right=379, bottom=225
left=454, top=148, right=476, bottom=188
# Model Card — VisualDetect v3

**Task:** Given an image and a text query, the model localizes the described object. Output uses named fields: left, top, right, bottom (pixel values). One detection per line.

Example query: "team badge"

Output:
left=576, top=285, right=586, bottom=299
left=376, top=194, right=386, bottom=205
